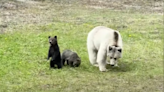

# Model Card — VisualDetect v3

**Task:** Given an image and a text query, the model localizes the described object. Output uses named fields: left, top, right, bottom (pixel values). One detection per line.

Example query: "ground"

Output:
left=0, top=0, right=163, bottom=92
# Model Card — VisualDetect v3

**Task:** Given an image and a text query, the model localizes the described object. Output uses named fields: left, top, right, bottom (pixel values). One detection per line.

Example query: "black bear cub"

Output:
left=47, top=36, right=62, bottom=69
left=61, top=50, right=81, bottom=67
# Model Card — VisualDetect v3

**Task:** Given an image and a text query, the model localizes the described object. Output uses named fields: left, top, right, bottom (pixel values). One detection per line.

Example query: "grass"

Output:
left=0, top=0, right=163, bottom=92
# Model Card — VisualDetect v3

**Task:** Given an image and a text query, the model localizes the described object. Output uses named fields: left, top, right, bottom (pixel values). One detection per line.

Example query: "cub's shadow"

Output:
left=106, top=61, right=136, bottom=72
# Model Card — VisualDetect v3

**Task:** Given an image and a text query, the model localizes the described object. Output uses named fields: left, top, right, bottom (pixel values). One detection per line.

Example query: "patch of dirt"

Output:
left=0, top=0, right=52, bottom=33
left=0, top=0, right=163, bottom=33
left=82, top=0, right=163, bottom=13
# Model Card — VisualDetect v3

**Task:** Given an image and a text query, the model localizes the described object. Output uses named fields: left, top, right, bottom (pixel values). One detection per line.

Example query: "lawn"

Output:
left=0, top=0, right=163, bottom=92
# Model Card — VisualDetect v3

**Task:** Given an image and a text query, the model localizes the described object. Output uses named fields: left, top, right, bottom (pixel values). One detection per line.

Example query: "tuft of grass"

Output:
left=0, top=0, right=163, bottom=92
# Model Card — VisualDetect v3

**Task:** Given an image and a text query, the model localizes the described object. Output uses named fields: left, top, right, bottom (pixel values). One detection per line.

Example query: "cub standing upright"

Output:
left=47, top=36, right=62, bottom=69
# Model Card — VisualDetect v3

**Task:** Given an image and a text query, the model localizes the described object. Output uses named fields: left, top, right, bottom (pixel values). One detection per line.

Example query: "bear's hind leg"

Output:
left=50, top=60, right=55, bottom=68
left=88, top=49, right=98, bottom=66
left=97, top=47, right=107, bottom=72
left=62, top=59, right=65, bottom=66
left=57, top=62, right=62, bottom=69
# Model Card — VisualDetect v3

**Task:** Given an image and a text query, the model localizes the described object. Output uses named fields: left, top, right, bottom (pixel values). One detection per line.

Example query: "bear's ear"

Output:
left=48, top=36, right=51, bottom=38
left=109, top=46, right=113, bottom=51
left=54, top=36, right=57, bottom=39
left=118, top=49, right=122, bottom=53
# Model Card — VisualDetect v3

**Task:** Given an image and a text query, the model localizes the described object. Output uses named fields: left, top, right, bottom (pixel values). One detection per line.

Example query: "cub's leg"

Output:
left=66, top=60, right=69, bottom=65
left=68, top=61, right=74, bottom=67
left=57, top=62, right=62, bottom=69
left=62, top=59, right=65, bottom=66
left=47, top=49, right=51, bottom=60
left=50, top=60, right=55, bottom=68
left=97, top=47, right=107, bottom=72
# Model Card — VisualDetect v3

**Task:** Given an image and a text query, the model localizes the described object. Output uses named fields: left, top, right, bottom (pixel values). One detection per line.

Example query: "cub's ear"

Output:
left=54, top=36, right=57, bottom=38
left=48, top=36, right=51, bottom=38
left=109, top=46, right=113, bottom=51
left=118, top=49, right=122, bottom=53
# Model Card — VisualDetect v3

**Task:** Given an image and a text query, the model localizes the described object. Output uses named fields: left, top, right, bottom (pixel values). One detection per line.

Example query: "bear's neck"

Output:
left=51, top=44, right=59, bottom=49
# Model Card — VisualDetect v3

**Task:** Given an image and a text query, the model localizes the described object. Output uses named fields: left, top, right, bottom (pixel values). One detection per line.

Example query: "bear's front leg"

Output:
left=47, top=53, right=50, bottom=60
left=97, top=48, right=107, bottom=72
left=47, top=49, right=51, bottom=60
left=47, top=56, right=50, bottom=60
left=68, top=61, right=74, bottom=67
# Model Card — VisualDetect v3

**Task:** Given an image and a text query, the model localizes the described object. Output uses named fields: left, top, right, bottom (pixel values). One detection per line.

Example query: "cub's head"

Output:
left=107, top=45, right=122, bottom=66
left=48, top=36, right=57, bottom=46
left=73, top=58, right=81, bottom=67
left=67, top=55, right=81, bottom=67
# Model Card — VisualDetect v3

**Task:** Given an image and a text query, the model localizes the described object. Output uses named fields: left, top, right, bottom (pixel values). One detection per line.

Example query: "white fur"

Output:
left=87, top=26, right=123, bottom=72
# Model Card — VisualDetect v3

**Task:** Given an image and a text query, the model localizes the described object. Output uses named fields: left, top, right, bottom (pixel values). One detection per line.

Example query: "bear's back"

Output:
left=88, top=26, right=117, bottom=50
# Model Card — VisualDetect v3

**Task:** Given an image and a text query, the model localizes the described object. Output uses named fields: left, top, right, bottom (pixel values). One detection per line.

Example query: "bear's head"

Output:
left=48, top=36, right=57, bottom=46
left=73, top=58, right=81, bottom=67
left=107, top=45, right=122, bottom=67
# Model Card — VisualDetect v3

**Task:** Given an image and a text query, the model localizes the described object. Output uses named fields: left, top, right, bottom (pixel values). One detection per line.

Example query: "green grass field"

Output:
left=0, top=0, right=163, bottom=92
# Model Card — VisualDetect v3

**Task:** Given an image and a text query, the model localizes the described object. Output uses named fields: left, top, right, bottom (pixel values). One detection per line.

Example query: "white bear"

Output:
left=87, top=26, right=123, bottom=72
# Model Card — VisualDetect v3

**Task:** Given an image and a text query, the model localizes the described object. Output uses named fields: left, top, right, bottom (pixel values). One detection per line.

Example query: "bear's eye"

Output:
left=114, top=58, right=117, bottom=60
left=109, top=47, right=112, bottom=51
left=110, top=57, right=112, bottom=59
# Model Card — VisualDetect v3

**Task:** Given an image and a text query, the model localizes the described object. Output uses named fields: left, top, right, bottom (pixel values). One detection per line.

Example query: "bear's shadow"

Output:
left=106, top=61, right=136, bottom=72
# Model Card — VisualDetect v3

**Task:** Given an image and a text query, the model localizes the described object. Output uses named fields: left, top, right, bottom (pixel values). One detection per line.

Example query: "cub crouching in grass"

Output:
left=87, top=26, right=123, bottom=72
left=61, top=50, right=81, bottom=67
left=47, top=36, right=62, bottom=69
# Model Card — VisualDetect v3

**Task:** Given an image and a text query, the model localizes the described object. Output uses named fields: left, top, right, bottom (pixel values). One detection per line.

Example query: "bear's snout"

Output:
left=110, top=64, right=114, bottom=66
